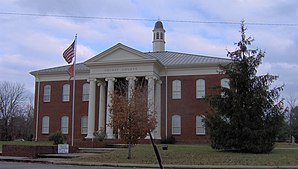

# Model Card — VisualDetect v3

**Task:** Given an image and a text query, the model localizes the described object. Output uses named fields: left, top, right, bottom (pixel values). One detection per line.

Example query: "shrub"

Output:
left=161, top=135, right=176, bottom=144
left=48, top=131, right=66, bottom=145
left=93, top=129, right=106, bottom=141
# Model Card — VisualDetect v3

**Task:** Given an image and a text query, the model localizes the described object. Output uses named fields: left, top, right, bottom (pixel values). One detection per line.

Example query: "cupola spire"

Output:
left=152, top=20, right=166, bottom=52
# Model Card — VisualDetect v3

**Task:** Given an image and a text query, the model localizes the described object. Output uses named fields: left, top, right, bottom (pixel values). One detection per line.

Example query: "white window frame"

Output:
left=61, top=116, right=69, bottom=134
left=172, top=115, right=181, bottom=135
left=42, top=116, right=49, bottom=134
left=221, top=78, right=230, bottom=97
left=62, top=84, right=70, bottom=102
left=196, top=115, right=206, bottom=135
left=82, top=83, right=90, bottom=101
left=172, top=80, right=181, bottom=99
left=43, top=85, right=51, bottom=102
left=196, top=79, right=205, bottom=99
left=81, top=116, right=88, bottom=134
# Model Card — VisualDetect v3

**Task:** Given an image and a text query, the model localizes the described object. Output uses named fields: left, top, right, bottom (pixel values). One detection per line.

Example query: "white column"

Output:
left=105, top=77, right=116, bottom=139
left=146, top=76, right=156, bottom=139
left=126, top=76, right=136, bottom=99
left=98, top=81, right=106, bottom=131
left=85, top=79, right=96, bottom=139
left=154, top=80, right=162, bottom=139
left=146, top=76, right=156, bottom=114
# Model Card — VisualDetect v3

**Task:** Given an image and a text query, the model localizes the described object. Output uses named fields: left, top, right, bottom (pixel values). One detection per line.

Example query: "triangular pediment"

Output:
left=85, top=43, right=156, bottom=64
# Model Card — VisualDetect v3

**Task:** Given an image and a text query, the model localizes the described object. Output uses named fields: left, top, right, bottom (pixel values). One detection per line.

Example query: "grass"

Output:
left=0, top=141, right=53, bottom=151
left=1, top=141, right=298, bottom=166
left=72, top=143, right=298, bottom=166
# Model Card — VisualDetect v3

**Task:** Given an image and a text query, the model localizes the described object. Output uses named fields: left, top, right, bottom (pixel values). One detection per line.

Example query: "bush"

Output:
left=93, top=129, right=106, bottom=141
left=48, top=131, right=66, bottom=145
left=161, top=135, right=176, bottom=144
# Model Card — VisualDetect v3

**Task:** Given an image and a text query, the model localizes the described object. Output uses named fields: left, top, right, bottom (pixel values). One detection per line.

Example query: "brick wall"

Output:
left=161, top=74, right=225, bottom=144
left=2, top=145, right=78, bottom=158
left=34, top=80, right=90, bottom=141
left=33, top=74, right=225, bottom=145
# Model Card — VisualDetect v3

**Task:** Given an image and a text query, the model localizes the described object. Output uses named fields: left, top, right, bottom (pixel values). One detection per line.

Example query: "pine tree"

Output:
left=205, top=21, right=285, bottom=153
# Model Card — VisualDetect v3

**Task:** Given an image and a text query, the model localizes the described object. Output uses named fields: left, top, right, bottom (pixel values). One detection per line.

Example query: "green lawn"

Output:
left=1, top=141, right=298, bottom=166
left=72, top=143, right=298, bottom=166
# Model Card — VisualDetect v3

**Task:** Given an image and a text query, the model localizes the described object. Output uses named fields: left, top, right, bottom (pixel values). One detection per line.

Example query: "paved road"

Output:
left=0, top=162, right=147, bottom=169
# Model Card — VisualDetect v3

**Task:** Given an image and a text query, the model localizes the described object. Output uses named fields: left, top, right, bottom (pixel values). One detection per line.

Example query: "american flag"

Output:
left=67, top=63, right=74, bottom=80
left=63, top=40, right=75, bottom=64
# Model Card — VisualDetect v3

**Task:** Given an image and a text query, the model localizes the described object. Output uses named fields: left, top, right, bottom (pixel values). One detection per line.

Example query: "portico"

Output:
left=84, top=43, right=163, bottom=139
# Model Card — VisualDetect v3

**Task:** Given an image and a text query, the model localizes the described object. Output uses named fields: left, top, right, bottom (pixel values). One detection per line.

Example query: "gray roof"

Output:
left=146, top=51, right=230, bottom=67
left=154, top=21, right=164, bottom=29
left=30, top=63, right=88, bottom=75
left=30, top=51, right=230, bottom=75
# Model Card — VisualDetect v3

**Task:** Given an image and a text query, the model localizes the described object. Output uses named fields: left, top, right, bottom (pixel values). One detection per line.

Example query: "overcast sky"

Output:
left=0, top=0, right=297, bottom=103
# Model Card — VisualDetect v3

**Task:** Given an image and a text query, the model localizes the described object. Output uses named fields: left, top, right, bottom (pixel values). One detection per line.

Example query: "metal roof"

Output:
left=146, top=51, right=230, bottom=66
left=30, top=51, right=230, bottom=75
left=30, top=63, right=88, bottom=75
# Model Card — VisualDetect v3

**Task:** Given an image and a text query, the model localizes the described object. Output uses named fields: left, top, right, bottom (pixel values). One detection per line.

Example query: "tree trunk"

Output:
left=128, top=142, right=132, bottom=159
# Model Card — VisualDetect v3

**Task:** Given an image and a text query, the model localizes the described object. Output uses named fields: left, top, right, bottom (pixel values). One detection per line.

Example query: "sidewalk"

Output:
left=0, top=153, right=298, bottom=169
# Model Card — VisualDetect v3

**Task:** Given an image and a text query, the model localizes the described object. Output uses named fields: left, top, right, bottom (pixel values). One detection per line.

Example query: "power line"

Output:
left=1, top=12, right=298, bottom=27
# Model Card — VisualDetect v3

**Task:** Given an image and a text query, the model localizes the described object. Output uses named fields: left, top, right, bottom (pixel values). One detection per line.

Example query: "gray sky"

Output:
left=0, top=0, right=297, bottom=103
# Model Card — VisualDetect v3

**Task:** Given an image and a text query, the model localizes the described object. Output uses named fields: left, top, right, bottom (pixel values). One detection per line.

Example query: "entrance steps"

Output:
left=78, top=147, right=115, bottom=153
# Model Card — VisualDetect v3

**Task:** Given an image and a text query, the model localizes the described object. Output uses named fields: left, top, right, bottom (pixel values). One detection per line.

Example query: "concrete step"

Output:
left=78, top=147, right=115, bottom=153
left=105, top=144, right=130, bottom=148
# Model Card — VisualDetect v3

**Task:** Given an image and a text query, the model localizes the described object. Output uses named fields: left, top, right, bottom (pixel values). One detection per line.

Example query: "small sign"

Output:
left=58, top=144, right=69, bottom=154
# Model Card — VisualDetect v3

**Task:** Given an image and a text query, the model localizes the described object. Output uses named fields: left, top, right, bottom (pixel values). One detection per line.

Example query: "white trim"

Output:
left=196, top=115, right=206, bottom=135
left=81, top=116, right=88, bottom=134
left=61, top=116, right=69, bottom=134
left=160, top=66, right=220, bottom=76
left=172, top=115, right=181, bottom=135
left=35, top=77, right=40, bottom=141
left=42, top=116, right=50, bottom=134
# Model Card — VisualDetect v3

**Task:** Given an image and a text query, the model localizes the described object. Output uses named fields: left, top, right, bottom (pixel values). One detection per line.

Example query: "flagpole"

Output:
left=71, top=34, right=77, bottom=146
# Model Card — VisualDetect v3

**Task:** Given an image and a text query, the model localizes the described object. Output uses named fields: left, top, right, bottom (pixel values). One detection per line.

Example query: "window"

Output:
left=196, top=115, right=206, bottom=135
left=42, top=116, right=49, bottom=134
left=82, top=83, right=90, bottom=101
left=196, top=79, right=205, bottom=98
left=61, top=116, right=69, bottom=134
left=160, top=32, right=164, bottom=40
left=81, top=116, right=88, bottom=134
left=172, top=115, right=181, bottom=135
left=221, top=78, right=230, bottom=97
left=172, top=80, right=181, bottom=99
left=62, top=84, right=70, bottom=102
left=43, top=85, right=51, bottom=102
left=156, top=32, right=159, bottom=39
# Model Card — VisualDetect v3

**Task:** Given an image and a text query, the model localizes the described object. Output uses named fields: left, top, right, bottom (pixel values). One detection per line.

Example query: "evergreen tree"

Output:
left=205, top=21, right=285, bottom=153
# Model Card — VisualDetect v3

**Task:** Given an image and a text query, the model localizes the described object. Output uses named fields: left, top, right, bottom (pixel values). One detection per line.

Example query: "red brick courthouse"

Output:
left=30, top=21, right=230, bottom=145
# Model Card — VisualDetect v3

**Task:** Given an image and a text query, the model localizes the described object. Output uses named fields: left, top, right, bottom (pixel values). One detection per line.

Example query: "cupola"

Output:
left=152, top=21, right=166, bottom=52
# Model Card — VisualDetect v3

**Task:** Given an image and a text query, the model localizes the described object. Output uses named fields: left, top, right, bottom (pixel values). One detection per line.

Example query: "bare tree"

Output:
left=286, top=96, right=298, bottom=142
left=0, top=81, right=27, bottom=140
left=109, top=85, right=156, bottom=159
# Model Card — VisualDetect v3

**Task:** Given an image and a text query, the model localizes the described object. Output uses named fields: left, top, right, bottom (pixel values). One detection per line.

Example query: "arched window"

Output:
left=62, top=84, right=70, bottom=102
left=196, top=115, right=206, bottom=135
left=82, top=83, right=90, bottom=101
left=196, top=79, right=205, bottom=99
left=61, top=116, right=69, bottom=134
left=42, top=116, right=50, bottom=134
left=43, top=85, right=51, bottom=102
left=156, top=32, right=159, bottom=39
left=160, top=32, right=164, bottom=40
left=172, top=115, right=181, bottom=135
left=81, top=116, right=88, bottom=134
left=221, top=78, right=230, bottom=97
left=172, top=80, right=181, bottom=99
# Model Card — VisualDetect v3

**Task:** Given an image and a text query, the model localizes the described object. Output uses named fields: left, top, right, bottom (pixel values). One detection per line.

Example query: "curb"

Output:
left=0, top=156, right=298, bottom=169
